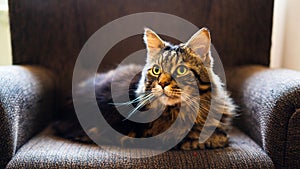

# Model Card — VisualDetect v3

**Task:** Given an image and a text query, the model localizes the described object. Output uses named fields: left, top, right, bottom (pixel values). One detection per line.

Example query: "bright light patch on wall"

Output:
left=0, top=0, right=12, bottom=65
left=0, top=0, right=8, bottom=11
left=271, top=0, right=300, bottom=71
left=0, top=0, right=8, bottom=9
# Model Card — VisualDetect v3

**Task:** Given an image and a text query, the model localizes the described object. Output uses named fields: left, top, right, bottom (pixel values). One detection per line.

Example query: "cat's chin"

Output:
left=159, top=95, right=181, bottom=106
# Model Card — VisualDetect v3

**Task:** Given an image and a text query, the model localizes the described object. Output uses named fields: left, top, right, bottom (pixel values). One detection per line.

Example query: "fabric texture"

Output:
left=6, top=126, right=274, bottom=169
left=286, top=108, right=300, bottom=168
left=0, top=66, right=55, bottom=168
left=227, top=65, right=300, bottom=169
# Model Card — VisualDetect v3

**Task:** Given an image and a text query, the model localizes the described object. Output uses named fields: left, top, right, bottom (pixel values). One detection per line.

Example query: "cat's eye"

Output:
left=176, top=65, right=188, bottom=76
left=152, top=65, right=161, bottom=76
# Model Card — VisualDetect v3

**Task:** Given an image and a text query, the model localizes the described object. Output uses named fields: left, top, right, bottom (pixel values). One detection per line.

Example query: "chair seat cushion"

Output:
left=6, top=126, right=274, bottom=169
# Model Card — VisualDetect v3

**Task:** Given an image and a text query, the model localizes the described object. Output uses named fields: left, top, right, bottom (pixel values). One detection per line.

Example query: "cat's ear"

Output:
left=185, top=28, right=212, bottom=64
left=144, top=28, right=165, bottom=56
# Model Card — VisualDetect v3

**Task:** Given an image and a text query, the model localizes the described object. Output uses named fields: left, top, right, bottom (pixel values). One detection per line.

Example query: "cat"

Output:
left=54, top=27, right=236, bottom=150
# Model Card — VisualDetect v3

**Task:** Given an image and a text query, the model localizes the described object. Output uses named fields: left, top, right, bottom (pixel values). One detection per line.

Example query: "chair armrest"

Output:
left=0, top=65, right=55, bottom=168
left=227, top=65, right=300, bottom=169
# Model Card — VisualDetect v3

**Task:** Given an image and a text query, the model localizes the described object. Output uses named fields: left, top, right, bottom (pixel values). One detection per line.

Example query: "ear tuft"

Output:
left=144, top=28, right=165, bottom=55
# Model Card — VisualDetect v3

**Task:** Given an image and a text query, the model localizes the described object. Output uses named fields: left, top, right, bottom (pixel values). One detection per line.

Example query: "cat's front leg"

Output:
left=179, top=126, right=229, bottom=150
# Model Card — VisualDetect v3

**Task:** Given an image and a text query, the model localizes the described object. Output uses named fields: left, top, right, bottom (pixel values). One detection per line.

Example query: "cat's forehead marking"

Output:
left=170, top=50, right=176, bottom=55
left=162, top=51, right=169, bottom=57
left=159, top=48, right=185, bottom=67
left=162, top=50, right=177, bottom=65
left=162, top=50, right=177, bottom=58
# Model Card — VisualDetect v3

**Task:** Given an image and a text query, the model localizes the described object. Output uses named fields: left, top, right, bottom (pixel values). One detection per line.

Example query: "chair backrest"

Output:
left=9, top=0, right=274, bottom=111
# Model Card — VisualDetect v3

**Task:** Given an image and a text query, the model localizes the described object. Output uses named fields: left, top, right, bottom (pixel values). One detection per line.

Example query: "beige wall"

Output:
left=0, top=0, right=11, bottom=65
left=271, top=0, right=300, bottom=71
left=270, top=0, right=286, bottom=68
left=281, top=0, right=300, bottom=71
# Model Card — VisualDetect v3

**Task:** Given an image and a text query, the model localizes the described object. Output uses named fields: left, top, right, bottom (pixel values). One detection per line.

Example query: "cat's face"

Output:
left=136, top=28, right=213, bottom=106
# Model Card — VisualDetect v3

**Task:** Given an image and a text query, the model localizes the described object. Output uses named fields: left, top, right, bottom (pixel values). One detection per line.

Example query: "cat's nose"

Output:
left=159, top=81, right=170, bottom=88
left=158, top=73, right=171, bottom=88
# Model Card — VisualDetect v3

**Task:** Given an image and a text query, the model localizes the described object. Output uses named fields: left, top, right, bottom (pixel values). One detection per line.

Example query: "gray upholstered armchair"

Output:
left=1, top=0, right=299, bottom=168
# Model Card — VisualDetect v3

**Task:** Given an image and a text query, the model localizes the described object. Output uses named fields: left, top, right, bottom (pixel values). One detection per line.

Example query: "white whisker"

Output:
left=122, top=94, right=155, bottom=121
left=109, top=93, right=153, bottom=107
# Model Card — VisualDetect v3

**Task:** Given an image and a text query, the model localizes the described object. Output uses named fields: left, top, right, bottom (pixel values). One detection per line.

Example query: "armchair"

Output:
left=1, top=0, right=299, bottom=168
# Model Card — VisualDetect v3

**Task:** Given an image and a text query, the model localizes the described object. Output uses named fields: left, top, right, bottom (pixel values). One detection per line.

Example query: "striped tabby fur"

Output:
left=54, top=28, right=236, bottom=150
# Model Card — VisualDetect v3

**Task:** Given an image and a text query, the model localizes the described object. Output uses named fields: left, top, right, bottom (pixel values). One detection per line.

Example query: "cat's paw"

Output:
left=202, top=132, right=229, bottom=149
left=179, top=130, right=229, bottom=150
left=180, top=139, right=206, bottom=150
left=120, top=131, right=136, bottom=147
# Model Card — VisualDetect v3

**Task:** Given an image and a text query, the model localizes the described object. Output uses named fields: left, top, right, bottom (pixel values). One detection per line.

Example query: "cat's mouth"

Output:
left=159, top=95, right=180, bottom=106
left=152, top=85, right=182, bottom=106
left=158, top=90, right=182, bottom=106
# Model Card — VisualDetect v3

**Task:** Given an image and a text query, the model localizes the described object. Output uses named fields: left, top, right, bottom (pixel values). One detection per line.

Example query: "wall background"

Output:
left=271, top=0, right=300, bottom=71
left=0, top=0, right=299, bottom=70
left=280, top=0, right=300, bottom=71
left=0, top=0, right=11, bottom=65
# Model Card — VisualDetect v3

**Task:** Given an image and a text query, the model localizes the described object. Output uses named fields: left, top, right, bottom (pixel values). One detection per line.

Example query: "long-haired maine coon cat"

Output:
left=54, top=27, right=236, bottom=150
